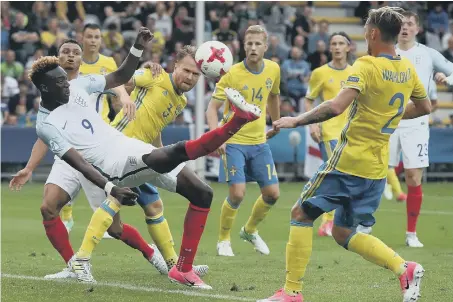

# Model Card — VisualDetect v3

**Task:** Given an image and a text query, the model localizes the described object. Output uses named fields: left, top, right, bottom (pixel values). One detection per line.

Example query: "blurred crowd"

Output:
left=1, top=1, right=452, bottom=128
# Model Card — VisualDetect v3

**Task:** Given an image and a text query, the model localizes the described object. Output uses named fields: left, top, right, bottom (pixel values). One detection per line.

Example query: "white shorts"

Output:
left=389, top=126, right=429, bottom=169
left=99, top=138, right=184, bottom=193
left=45, top=158, right=81, bottom=201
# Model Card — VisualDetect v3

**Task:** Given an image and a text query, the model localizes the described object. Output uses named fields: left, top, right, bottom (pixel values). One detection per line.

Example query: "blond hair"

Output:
left=28, top=56, right=60, bottom=83
left=244, top=25, right=268, bottom=43
left=366, top=6, right=405, bottom=43
left=176, top=45, right=196, bottom=62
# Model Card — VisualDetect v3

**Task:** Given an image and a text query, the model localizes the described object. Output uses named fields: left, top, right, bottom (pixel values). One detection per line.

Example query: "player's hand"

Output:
left=309, top=124, right=321, bottom=143
left=9, top=168, right=32, bottom=191
left=434, top=72, right=447, bottom=85
left=134, top=27, right=154, bottom=49
left=217, top=143, right=226, bottom=156
left=266, top=127, right=280, bottom=139
left=143, top=61, right=163, bottom=78
left=122, top=101, right=136, bottom=121
left=110, top=186, right=139, bottom=206
left=272, top=116, right=298, bottom=130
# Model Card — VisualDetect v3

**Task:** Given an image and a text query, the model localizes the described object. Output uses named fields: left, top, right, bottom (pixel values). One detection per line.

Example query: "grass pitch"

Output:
left=2, top=182, right=452, bottom=301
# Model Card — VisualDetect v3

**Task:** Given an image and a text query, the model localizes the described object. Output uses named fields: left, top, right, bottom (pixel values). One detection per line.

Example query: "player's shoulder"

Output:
left=312, top=63, right=330, bottom=75
left=264, top=59, right=280, bottom=71
left=98, top=54, right=117, bottom=68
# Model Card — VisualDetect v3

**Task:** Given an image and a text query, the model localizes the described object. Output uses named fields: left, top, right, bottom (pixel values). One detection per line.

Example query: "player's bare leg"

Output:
left=404, top=168, right=424, bottom=247
left=240, top=184, right=278, bottom=255
left=41, top=184, right=77, bottom=279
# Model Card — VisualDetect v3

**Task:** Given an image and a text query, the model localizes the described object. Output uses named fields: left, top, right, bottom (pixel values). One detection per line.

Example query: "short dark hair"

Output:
left=366, top=6, right=405, bottom=43
left=83, top=23, right=101, bottom=33
left=57, top=39, right=82, bottom=53
left=401, top=11, right=420, bottom=25
left=329, top=31, right=351, bottom=45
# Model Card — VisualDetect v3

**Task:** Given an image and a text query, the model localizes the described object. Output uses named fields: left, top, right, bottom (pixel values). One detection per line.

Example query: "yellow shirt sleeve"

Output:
left=271, top=64, right=281, bottom=95
left=305, top=68, right=323, bottom=100
left=343, top=57, right=371, bottom=93
left=212, top=72, right=231, bottom=102
left=410, top=70, right=428, bottom=101
left=132, top=69, right=155, bottom=89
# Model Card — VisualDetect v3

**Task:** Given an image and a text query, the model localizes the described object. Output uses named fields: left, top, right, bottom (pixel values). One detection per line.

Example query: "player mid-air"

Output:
left=206, top=25, right=281, bottom=257
left=29, top=44, right=260, bottom=289
left=303, top=32, right=353, bottom=237
left=357, top=11, right=453, bottom=248
left=260, top=7, right=431, bottom=302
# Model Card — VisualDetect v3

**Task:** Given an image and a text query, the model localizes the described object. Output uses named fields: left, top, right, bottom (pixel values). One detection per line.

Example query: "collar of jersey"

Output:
left=243, top=59, right=265, bottom=75
left=83, top=54, right=100, bottom=65
left=169, top=73, right=183, bottom=95
left=377, top=53, right=401, bottom=60
left=327, top=62, right=349, bottom=70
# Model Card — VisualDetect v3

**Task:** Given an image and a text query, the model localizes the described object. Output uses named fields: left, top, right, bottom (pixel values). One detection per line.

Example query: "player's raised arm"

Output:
left=428, top=46, right=453, bottom=85
left=104, top=27, right=154, bottom=90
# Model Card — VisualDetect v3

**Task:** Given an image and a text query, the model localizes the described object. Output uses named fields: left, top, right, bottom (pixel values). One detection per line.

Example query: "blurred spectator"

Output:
left=348, top=41, right=358, bottom=65
left=280, top=98, right=297, bottom=117
left=1, top=72, right=20, bottom=106
left=9, top=12, right=40, bottom=63
left=441, top=21, right=453, bottom=50
left=146, top=16, right=165, bottom=56
left=291, top=6, right=313, bottom=51
left=208, top=9, right=220, bottom=32
left=427, top=4, right=450, bottom=37
left=4, top=114, right=18, bottom=126
left=15, top=104, right=27, bottom=126
left=30, top=2, right=51, bottom=33
left=41, top=18, right=68, bottom=49
left=307, top=40, right=329, bottom=71
left=281, top=47, right=311, bottom=100
left=1, top=50, right=24, bottom=79
left=172, top=18, right=195, bottom=50
left=443, top=36, right=453, bottom=62
left=149, top=3, right=173, bottom=40
left=212, top=17, right=239, bottom=47
left=102, top=23, right=125, bottom=54
left=265, top=35, right=289, bottom=63
left=55, top=1, right=86, bottom=24
left=449, top=114, right=453, bottom=128
left=307, top=20, right=330, bottom=55
left=174, top=6, right=191, bottom=30
left=293, top=35, right=307, bottom=60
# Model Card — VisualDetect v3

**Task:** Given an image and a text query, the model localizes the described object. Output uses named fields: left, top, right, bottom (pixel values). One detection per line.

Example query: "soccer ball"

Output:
left=195, top=41, right=233, bottom=79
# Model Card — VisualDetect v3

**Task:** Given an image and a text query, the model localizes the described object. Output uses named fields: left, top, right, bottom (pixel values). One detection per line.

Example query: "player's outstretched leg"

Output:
left=404, top=168, right=424, bottom=248
left=332, top=225, right=424, bottom=302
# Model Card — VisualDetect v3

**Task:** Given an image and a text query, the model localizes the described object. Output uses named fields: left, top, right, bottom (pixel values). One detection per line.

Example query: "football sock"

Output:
left=244, top=195, right=273, bottom=234
left=321, top=210, right=335, bottom=224
left=284, top=221, right=313, bottom=295
left=185, top=114, right=249, bottom=160
left=60, top=203, right=73, bottom=222
left=146, top=212, right=178, bottom=268
left=120, top=223, right=154, bottom=260
left=76, top=197, right=120, bottom=259
left=347, top=232, right=406, bottom=276
left=218, top=198, right=239, bottom=241
left=176, top=203, right=210, bottom=272
left=395, top=161, right=404, bottom=176
left=387, top=168, right=403, bottom=196
left=43, top=217, right=74, bottom=263
left=406, top=185, right=423, bottom=233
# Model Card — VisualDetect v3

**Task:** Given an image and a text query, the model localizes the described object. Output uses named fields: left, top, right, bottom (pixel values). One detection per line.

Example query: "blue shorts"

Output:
left=319, top=139, right=338, bottom=162
left=299, top=163, right=385, bottom=228
left=218, top=143, right=278, bottom=188
left=132, top=183, right=161, bottom=208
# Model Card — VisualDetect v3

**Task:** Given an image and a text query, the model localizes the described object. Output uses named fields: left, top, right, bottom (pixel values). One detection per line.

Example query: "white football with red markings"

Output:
left=195, top=41, right=233, bottom=79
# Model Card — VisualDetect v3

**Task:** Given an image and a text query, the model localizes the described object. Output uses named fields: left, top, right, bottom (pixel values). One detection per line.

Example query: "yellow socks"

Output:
left=61, top=203, right=73, bottom=221
left=77, top=197, right=120, bottom=259
left=347, top=232, right=406, bottom=276
left=321, top=210, right=335, bottom=224
left=218, top=198, right=239, bottom=241
left=244, top=195, right=273, bottom=234
left=387, top=168, right=403, bottom=196
left=284, top=222, right=313, bottom=294
left=146, top=212, right=177, bottom=268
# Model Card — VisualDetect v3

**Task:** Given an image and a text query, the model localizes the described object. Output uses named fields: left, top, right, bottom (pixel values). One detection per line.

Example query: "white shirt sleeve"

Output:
left=36, top=121, right=72, bottom=158
left=77, top=74, right=107, bottom=95
left=428, top=47, right=453, bottom=76
left=429, top=79, right=438, bottom=100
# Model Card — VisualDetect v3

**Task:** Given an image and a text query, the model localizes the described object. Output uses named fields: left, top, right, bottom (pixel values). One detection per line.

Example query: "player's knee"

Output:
left=143, top=200, right=164, bottom=217
left=331, top=225, right=353, bottom=247
left=405, top=169, right=422, bottom=186
left=40, top=200, right=59, bottom=220
left=195, top=184, right=213, bottom=209
left=291, top=202, right=314, bottom=223
left=107, top=224, right=123, bottom=239
left=229, top=186, right=246, bottom=206
left=262, top=189, right=280, bottom=205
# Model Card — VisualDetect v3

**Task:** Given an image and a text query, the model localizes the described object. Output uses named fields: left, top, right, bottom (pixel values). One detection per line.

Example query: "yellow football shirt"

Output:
left=111, top=69, right=187, bottom=143
left=330, top=55, right=427, bottom=179
left=80, top=54, right=118, bottom=123
left=212, top=59, right=281, bottom=145
left=306, top=63, right=352, bottom=142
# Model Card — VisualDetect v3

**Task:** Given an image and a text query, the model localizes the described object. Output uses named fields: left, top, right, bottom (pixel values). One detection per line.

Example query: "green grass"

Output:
left=2, top=182, right=453, bottom=302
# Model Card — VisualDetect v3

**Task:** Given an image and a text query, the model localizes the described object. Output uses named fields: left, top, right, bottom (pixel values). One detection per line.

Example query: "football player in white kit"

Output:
left=357, top=11, right=453, bottom=247
left=28, top=48, right=261, bottom=288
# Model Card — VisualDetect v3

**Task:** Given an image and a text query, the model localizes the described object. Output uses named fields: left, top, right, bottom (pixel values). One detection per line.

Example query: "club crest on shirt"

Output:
left=100, top=67, right=107, bottom=75
left=74, top=94, right=88, bottom=107
left=266, top=78, right=272, bottom=90
left=128, top=156, right=137, bottom=166
left=49, top=140, right=62, bottom=153
left=415, top=56, right=421, bottom=65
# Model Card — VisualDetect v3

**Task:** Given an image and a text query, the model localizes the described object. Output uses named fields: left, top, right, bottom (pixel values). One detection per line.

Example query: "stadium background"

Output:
left=1, top=2, right=453, bottom=302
